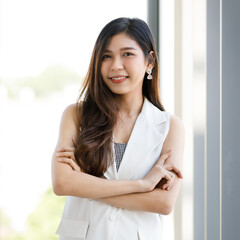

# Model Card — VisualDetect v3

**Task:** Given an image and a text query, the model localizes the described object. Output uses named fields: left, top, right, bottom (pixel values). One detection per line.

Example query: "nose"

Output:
left=111, top=56, right=124, bottom=71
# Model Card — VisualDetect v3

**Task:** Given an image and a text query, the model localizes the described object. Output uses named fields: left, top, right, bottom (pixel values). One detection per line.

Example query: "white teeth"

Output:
left=111, top=76, right=126, bottom=80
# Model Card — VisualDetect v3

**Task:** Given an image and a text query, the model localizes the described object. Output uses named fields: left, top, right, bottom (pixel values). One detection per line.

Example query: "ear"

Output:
left=146, top=51, right=155, bottom=70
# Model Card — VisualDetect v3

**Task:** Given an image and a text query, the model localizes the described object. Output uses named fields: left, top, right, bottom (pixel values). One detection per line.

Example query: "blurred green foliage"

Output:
left=3, top=65, right=83, bottom=98
left=0, top=208, right=14, bottom=238
left=24, top=187, right=65, bottom=240
left=1, top=187, right=65, bottom=240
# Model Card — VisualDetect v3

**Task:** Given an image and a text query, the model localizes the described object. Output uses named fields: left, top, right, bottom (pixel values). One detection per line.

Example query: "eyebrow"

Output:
left=104, top=47, right=137, bottom=52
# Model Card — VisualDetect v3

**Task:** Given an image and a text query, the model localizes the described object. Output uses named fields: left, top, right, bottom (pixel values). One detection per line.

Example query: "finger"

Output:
left=162, top=173, right=173, bottom=190
left=58, top=157, right=80, bottom=171
left=163, top=183, right=169, bottom=190
left=158, top=149, right=173, bottom=165
left=57, top=146, right=75, bottom=152
left=56, top=151, right=75, bottom=159
left=56, top=153, right=76, bottom=164
left=165, top=164, right=183, bottom=179
left=166, top=172, right=175, bottom=190
left=172, top=167, right=183, bottom=179
left=163, top=179, right=172, bottom=191
left=72, top=137, right=77, bottom=146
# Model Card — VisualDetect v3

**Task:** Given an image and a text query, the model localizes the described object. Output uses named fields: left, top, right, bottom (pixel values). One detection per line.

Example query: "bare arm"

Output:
left=99, top=115, right=185, bottom=214
left=51, top=105, right=178, bottom=199
left=51, top=104, right=145, bottom=199
left=98, top=183, right=180, bottom=215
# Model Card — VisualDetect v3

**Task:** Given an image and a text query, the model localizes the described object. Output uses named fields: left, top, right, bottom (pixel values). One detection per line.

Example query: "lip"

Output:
left=109, top=75, right=128, bottom=83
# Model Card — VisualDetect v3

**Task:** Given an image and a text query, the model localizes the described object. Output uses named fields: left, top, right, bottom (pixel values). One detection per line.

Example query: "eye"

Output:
left=102, top=54, right=111, bottom=60
left=123, top=52, right=134, bottom=57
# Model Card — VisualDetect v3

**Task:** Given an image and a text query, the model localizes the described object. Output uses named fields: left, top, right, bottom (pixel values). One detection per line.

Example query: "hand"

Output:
left=56, top=146, right=81, bottom=172
left=140, top=149, right=183, bottom=192
left=158, top=159, right=183, bottom=191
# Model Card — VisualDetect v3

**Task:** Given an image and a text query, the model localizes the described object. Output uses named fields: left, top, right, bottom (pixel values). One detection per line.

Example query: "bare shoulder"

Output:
left=169, top=115, right=185, bottom=134
left=64, top=103, right=77, bottom=112
left=162, top=114, right=185, bottom=166
left=166, top=114, right=185, bottom=144
left=57, top=103, right=80, bottom=147
left=62, top=103, right=78, bottom=122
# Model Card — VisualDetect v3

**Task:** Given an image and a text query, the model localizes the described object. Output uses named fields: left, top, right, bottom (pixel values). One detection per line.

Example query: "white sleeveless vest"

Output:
left=56, top=98, right=171, bottom=240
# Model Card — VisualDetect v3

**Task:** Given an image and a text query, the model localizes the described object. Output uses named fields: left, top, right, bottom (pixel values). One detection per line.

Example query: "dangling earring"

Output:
left=147, top=69, right=153, bottom=80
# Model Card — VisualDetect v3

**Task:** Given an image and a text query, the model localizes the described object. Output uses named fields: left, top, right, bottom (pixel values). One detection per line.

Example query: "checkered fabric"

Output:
left=114, top=142, right=127, bottom=171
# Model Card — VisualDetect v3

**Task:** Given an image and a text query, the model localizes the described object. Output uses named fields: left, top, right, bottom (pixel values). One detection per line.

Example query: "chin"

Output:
left=110, top=89, right=128, bottom=95
left=105, top=84, right=127, bottom=95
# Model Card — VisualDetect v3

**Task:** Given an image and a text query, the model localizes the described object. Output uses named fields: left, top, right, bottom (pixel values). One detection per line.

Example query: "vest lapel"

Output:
left=103, top=98, right=168, bottom=180
left=103, top=141, right=118, bottom=180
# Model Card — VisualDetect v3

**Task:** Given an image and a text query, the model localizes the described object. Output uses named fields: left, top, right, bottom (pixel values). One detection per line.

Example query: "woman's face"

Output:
left=100, top=33, right=149, bottom=96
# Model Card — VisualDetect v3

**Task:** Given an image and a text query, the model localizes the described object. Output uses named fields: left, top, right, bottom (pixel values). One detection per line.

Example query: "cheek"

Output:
left=100, top=64, right=105, bottom=77
left=131, top=62, right=146, bottom=77
left=129, top=58, right=147, bottom=72
left=101, top=62, right=109, bottom=77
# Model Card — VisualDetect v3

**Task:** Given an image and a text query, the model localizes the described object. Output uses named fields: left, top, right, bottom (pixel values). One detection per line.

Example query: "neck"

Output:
left=116, top=93, right=144, bottom=117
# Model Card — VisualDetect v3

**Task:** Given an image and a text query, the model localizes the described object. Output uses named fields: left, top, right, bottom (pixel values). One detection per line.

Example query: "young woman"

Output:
left=52, top=17, right=184, bottom=240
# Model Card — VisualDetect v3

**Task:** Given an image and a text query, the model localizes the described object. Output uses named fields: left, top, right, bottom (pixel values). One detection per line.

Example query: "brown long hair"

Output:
left=75, top=17, right=165, bottom=177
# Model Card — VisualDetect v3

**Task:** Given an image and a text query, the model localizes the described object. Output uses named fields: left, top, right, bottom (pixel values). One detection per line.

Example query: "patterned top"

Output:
left=114, top=142, right=127, bottom=171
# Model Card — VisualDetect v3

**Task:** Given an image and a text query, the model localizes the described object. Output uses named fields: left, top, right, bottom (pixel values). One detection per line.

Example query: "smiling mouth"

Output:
left=109, top=76, right=128, bottom=83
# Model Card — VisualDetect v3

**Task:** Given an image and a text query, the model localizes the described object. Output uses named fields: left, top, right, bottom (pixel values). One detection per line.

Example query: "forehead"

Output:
left=105, top=32, right=142, bottom=51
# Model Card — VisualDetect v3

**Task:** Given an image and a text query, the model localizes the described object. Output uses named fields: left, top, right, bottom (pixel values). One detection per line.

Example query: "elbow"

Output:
left=51, top=162, right=74, bottom=196
left=52, top=181, right=64, bottom=196
left=52, top=176, right=69, bottom=196
left=154, top=199, right=174, bottom=215
left=160, top=203, right=173, bottom=215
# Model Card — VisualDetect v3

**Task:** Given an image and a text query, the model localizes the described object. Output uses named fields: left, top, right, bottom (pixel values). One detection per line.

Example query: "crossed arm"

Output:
left=51, top=104, right=184, bottom=215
